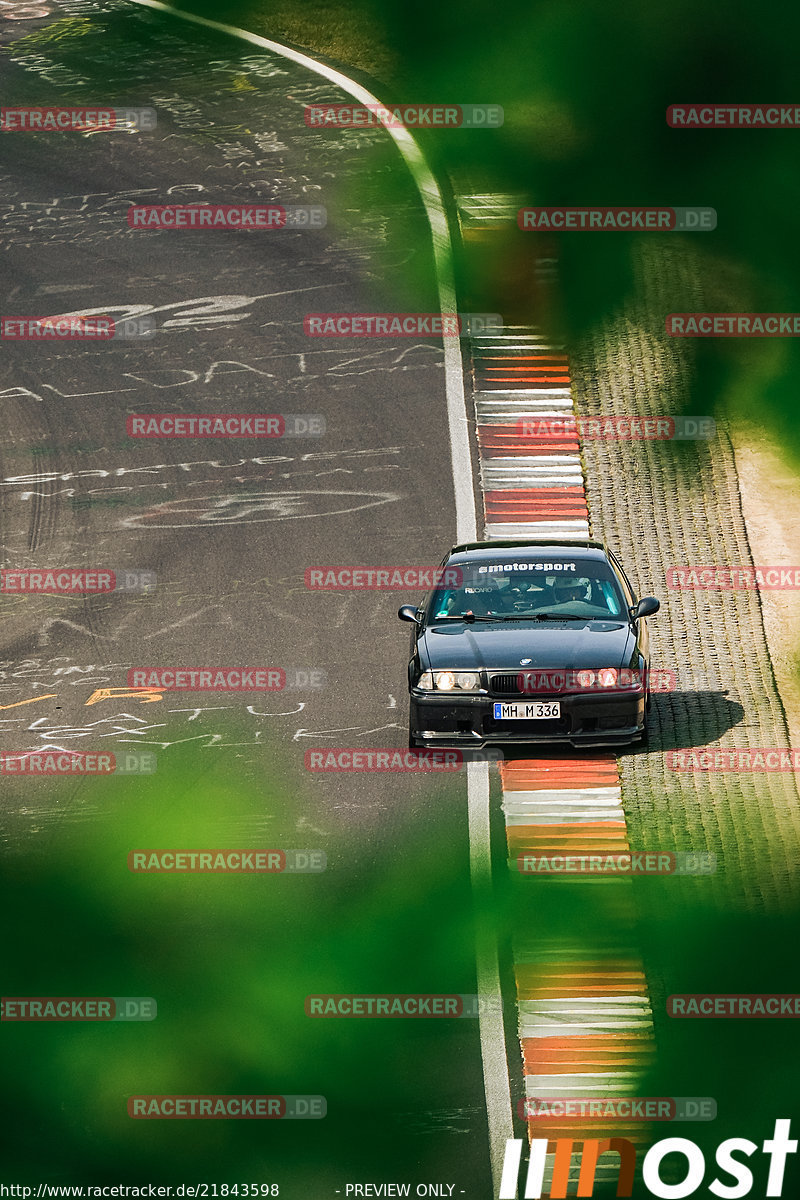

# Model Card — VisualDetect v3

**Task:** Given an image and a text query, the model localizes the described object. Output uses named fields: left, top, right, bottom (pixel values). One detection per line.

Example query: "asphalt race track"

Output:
left=4, top=2, right=800, bottom=1198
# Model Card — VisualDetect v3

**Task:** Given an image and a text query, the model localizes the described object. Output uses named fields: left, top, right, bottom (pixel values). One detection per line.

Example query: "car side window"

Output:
left=433, top=589, right=458, bottom=618
left=597, top=579, right=623, bottom=615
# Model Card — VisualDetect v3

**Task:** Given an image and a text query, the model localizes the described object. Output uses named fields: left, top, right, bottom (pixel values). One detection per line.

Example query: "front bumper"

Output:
left=409, top=690, right=646, bottom=748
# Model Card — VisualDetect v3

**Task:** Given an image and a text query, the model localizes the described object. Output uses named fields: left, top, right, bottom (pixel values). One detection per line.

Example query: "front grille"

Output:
left=490, top=673, right=525, bottom=696
left=490, top=672, right=565, bottom=697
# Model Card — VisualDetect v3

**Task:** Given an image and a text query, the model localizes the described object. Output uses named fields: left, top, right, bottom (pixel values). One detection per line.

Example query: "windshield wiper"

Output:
left=526, top=612, right=597, bottom=621
left=430, top=613, right=509, bottom=623
left=431, top=612, right=608, bottom=623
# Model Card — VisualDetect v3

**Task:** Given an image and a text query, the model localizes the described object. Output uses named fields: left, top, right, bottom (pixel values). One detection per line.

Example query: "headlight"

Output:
left=414, top=670, right=482, bottom=692
left=435, top=669, right=480, bottom=691
left=577, top=668, right=624, bottom=689
left=456, top=672, right=479, bottom=690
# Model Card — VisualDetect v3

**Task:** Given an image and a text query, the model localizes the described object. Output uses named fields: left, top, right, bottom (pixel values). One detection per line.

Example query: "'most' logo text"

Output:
left=499, top=1119, right=796, bottom=1197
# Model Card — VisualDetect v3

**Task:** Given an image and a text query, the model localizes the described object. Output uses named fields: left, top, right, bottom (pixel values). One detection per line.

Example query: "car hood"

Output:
left=419, top=620, right=636, bottom=672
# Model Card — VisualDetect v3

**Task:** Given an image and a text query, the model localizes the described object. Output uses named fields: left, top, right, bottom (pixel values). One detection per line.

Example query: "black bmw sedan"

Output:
left=398, top=539, right=660, bottom=748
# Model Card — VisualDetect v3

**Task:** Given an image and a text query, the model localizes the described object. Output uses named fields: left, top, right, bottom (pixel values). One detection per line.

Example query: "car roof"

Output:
left=446, top=539, right=610, bottom=564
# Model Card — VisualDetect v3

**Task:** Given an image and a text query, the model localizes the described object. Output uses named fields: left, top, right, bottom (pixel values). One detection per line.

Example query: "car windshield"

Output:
left=426, top=556, right=627, bottom=621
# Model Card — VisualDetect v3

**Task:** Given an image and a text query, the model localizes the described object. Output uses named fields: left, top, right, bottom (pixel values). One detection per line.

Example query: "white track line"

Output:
left=468, top=761, right=518, bottom=1186
left=128, top=2, right=511, bottom=1188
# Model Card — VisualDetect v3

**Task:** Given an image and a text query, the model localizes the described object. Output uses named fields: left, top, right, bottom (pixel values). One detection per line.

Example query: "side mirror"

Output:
left=398, top=604, right=421, bottom=624
left=630, top=596, right=660, bottom=620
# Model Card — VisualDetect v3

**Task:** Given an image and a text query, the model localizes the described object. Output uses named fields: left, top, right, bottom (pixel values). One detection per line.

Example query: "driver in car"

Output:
left=497, top=574, right=554, bottom=612
left=453, top=576, right=541, bottom=617
left=459, top=574, right=555, bottom=616
left=552, top=577, right=588, bottom=604
left=548, top=576, right=609, bottom=616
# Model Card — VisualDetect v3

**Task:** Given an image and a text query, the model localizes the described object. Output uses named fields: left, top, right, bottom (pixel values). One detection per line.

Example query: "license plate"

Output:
left=493, top=701, right=561, bottom=720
